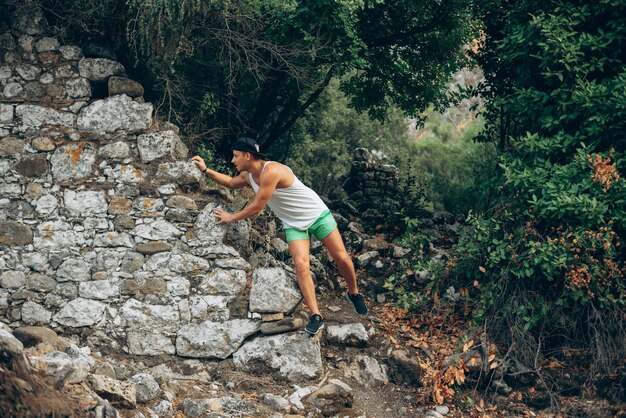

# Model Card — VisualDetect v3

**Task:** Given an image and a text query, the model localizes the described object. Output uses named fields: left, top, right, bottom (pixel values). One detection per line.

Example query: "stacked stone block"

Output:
left=342, top=148, right=403, bottom=221
left=0, top=9, right=258, bottom=360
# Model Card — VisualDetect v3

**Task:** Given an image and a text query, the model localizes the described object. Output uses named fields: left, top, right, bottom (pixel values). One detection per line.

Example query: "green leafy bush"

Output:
left=443, top=0, right=626, bottom=373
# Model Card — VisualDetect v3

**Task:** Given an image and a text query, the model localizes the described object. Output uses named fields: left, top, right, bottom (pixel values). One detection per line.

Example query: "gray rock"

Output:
left=127, top=331, right=176, bottom=356
left=182, top=398, right=223, bottom=417
left=13, top=8, right=45, bottom=35
left=133, top=219, right=182, bottom=241
left=260, top=317, right=304, bottom=335
left=45, top=349, right=92, bottom=384
left=0, top=104, right=13, bottom=123
left=389, top=349, right=423, bottom=385
left=156, top=161, right=202, bottom=184
left=188, top=295, right=230, bottom=321
left=103, top=164, right=145, bottom=184
left=435, top=405, right=450, bottom=415
left=234, top=332, right=323, bottom=382
left=0, top=33, right=16, bottom=50
left=166, top=195, right=197, bottom=210
left=130, top=373, right=161, bottom=402
left=3, top=82, right=23, bottom=98
left=79, top=280, right=119, bottom=299
left=16, top=64, right=42, bottom=81
left=16, top=105, right=76, bottom=128
left=21, top=301, right=52, bottom=325
left=50, top=143, right=96, bottom=181
left=56, top=258, right=92, bottom=282
left=53, top=298, right=106, bottom=327
left=59, top=45, right=84, bottom=60
left=191, top=203, right=227, bottom=244
left=135, top=242, right=172, bottom=255
left=0, top=270, right=26, bottom=288
left=260, top=393, right=291, bottom=413
left=34, top=221, right=86, bottom=249
left=35, top=194, right=58, bottom=215
left=326, top=323, right=370, bottom=347
left=93, top=232, right=134, bottom=248
left=22, top=253, right=49, bottom=272
left=99, top=141, right=130, bottom=159
left=249, top=267, right=302, bottom=314
left=77, top=95, right=152, bottom=132
left=108, top=76, right=144, bottom=97
left=347, top=355, right=389, bottom=387
left=26, top=273, right=57, bottom=292
left=153, top=400, right=174, bottom=417
left=224, top=218, right=251, bottom=249
left=64, top=190, right=107, bottom=216
left=0, top=330, right=24, bottom=355
left=196, top=268, right=246, bottom=297
left=137, top=130, right=187, bottom=163
left=221, top=397, right=259, bottom=416
left=144, top=252, right=210, bottom=274
left=65, top=78, right=91, bottom=99
left=176, top=319, right=260, bottom=359
left=35, top=37, right=60, bottom=52
left=78, top=58, right=125, bottom=81
left=0, top=137, right=25, bottom=156
left=88, top=374, right=137, bottom=408
left=304, top=379, right=354, bottom=416
left=120, top=299, right=179, bottom=331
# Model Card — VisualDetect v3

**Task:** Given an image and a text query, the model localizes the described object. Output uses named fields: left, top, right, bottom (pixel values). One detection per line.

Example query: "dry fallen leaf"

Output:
left=479, top=266, right=486, bottom=273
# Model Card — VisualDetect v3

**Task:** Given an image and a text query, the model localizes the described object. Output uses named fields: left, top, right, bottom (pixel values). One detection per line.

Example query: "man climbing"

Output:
left=192, top=137, right=368, bottom=335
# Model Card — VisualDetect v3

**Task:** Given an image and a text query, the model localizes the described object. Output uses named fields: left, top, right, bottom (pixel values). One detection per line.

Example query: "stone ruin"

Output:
left=340, top=148, right=403, bottom=226
left=0, top=7, right=325, bottom=382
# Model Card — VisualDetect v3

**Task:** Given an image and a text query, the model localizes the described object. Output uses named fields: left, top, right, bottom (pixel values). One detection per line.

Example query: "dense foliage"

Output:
left=443, top=0, right=626, bottom=370
left=32, top=0, right=476, bottom=158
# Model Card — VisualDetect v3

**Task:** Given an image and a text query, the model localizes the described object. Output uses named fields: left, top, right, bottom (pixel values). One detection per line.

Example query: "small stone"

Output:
left=0, top=222, right=33, bottom=245
left=32, top=137, right=56, bottom=151
left=59, top=45, right=84, bottom=61
left=260, top=317, right=304, bottom=335
left=261, top=313, right=285, bottom=322
left=435, top=405, right=450, bottom=415
left=35, top=37, right=60, bottom=52
left=0, top=137, right=25, bottom=156
left=4, top=82, right=23, bottom=98
left=135, top=242, right=173, bottom=255
left=166, top=195, right=197, bottom=210
left=108, top=76, right=144, bottom=97
left=14, top=154, right=48, bottom=177
left=108, top=197, right=132, bottom=215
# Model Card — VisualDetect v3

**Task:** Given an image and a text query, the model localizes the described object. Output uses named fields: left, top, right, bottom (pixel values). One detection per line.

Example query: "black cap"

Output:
left=231, top=137, right=268, bottom=159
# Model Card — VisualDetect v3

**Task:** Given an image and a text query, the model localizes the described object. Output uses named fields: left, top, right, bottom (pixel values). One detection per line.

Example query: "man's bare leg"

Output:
left=321, top=229, right=359, bottom=295
left=288, top=239, right=321, bottom=316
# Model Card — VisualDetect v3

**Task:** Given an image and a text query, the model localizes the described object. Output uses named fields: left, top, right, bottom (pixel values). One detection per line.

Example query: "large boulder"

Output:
left=249, top=267, right=302, bottom=314
left=176, top=319, right=260, bottom=359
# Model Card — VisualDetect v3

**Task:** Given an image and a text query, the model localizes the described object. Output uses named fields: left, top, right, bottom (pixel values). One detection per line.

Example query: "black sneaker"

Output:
left=304, top=314, right=325, bottom=335
left=346, top=292, right=369, bottom=315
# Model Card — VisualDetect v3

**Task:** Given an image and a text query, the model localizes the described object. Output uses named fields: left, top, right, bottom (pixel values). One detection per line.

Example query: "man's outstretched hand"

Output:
left=214, top=207, right=235, bottom=224
left=191, top=156, right=206, bottom=172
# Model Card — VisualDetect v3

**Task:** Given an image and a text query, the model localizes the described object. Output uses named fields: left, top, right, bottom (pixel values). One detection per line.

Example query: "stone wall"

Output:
left=340, top=148, right=403, bottom=224
left=0, top=7, right=322, bottom=377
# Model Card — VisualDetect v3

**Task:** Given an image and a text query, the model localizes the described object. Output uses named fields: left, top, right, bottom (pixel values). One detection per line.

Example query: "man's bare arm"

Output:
left=214, top=166, right=280, bottom=224
left=192, top=156, right=248, bottom=189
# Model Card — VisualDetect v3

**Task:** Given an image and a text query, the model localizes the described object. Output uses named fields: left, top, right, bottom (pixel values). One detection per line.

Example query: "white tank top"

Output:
left=248, top=162, right=329, bottom=230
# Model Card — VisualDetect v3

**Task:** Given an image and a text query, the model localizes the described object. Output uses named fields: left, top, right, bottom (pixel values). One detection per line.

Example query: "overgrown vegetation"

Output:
left=441, top=0, right=626, bottom=383
left=32, top=0, right=476, bottom=158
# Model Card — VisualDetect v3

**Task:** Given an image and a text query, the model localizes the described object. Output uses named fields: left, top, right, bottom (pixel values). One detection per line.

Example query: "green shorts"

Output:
left=284, top=210, right=337, bottom=242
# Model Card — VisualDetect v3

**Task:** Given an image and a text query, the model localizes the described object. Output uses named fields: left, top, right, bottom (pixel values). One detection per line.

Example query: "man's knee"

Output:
left=292, top=255, right=310, bottom=273
left=335, top=252, right=353, bottom=268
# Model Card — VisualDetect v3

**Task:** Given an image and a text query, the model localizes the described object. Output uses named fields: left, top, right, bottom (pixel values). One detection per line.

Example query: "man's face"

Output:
left=231, top=150, right=248, bottom=172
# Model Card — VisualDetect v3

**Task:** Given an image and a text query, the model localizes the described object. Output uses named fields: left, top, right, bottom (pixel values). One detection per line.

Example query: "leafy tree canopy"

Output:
left=33, top=0, right=477, bottom=156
